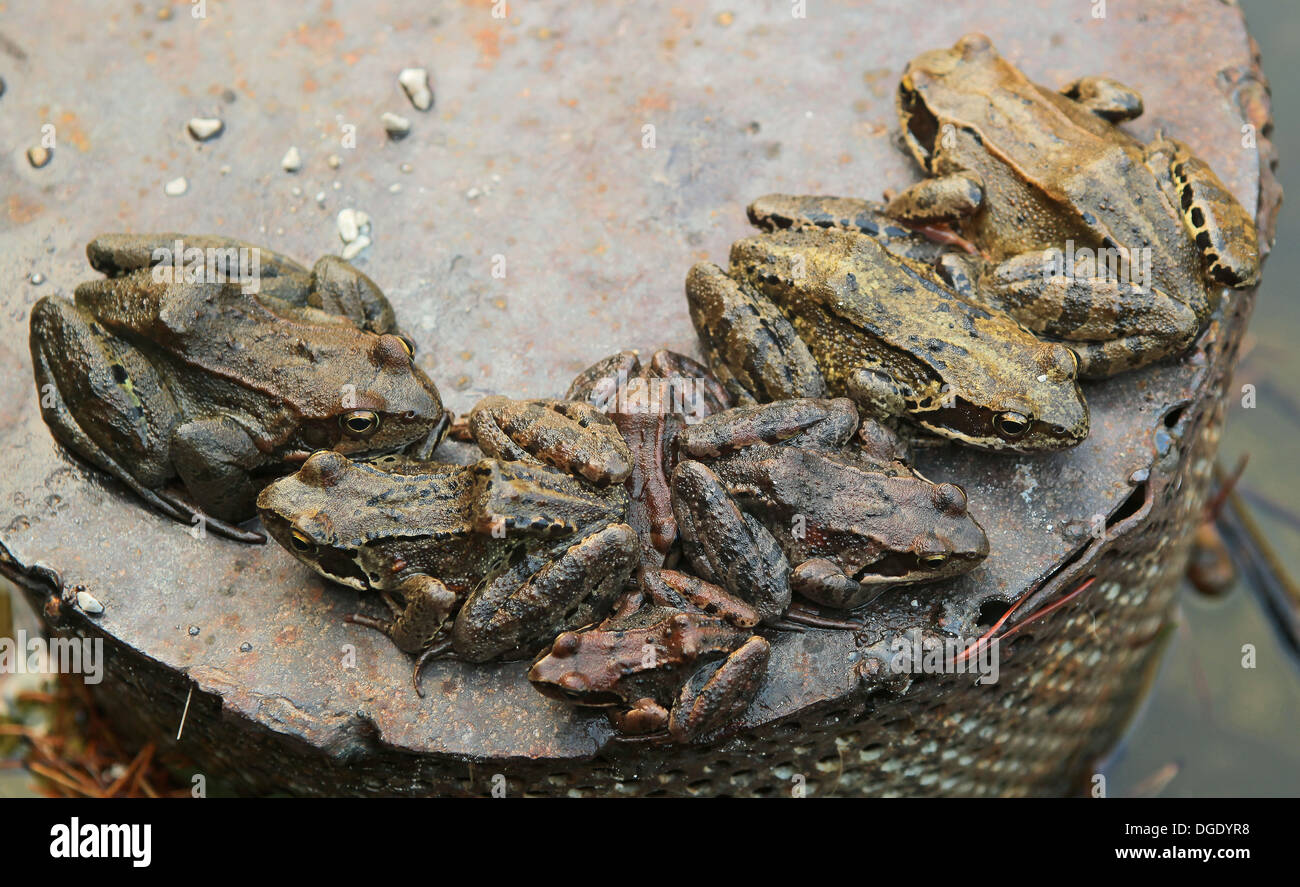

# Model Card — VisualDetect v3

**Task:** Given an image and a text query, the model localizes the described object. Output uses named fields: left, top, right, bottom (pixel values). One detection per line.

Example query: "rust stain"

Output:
left=474, top=26, right=501, bottom=67
left=7, top=195, right=44, bottom=225
left=637, top=89, right=671, bottom=113
left=287, top=19, right=345, bottom=52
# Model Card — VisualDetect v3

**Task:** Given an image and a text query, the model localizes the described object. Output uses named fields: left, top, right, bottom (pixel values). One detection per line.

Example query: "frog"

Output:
left=256, top=395, right=638, bottom=693
left=671, top=397, right=989, bottom=611
left=528, top=566, right=770, bottom=743
left=686, top=219, right=1089, bottom=452
left=564, top=349, right=732, bottom=565
left=889, top=33, right=1261, bottom=377
left=29, top=233, right=448, bottom=542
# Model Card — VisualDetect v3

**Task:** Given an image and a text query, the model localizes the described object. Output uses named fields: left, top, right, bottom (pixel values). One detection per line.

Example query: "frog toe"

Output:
left=1060, top=76, right=1144, bottom=123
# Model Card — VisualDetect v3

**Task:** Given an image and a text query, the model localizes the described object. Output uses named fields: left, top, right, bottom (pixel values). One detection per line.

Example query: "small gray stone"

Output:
left=328, top=153, right=342, bottom=169
left=187, top=117, right=224, bottom=141
left=282, top=146, right=302, bottom=172
left=164, top=176, right=189, bottom=196
left=398, top=67, right=434, bottom=111
left=29, top=272, right=45, bottom=285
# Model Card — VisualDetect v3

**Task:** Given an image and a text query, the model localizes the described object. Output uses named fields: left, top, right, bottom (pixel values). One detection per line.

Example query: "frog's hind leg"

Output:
left=676, top=397, right=859, bottom=458
left=86, top=233, right=307, bottom=278
left=450, top=523, right=640, bottom=663
left=981, top=250, right=1200, bottom=378
left=748, top=193, right=965, bottom=266
left=668, top=635, right=770, bottom=743
left=261, top=256, right=399, bottom=335
left=685, top=262, right=827, bottom=405
left=671, top=460, right=792, bottom=625
left=469, top=396, right=633, bottom=486
left=1160, top=139, right=1262, bottom=288
left=29, top=297, right=191, bottom=525
left=1060, top=77, right=1144, bottom=123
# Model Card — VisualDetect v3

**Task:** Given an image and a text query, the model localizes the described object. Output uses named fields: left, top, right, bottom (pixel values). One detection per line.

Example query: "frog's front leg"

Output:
left=676, top=398, right=859, bottom=458
left=344, top=574, right=458, bottom=694
left=668, top=635, right=770, bottom=743
left=685, top=262, right=827, bottom=405
left=450, top=523, right=639, bottom=662
left=883, top=171, right=984, bottom=226
left=469, top=396, right=632, bottom=486
left=670, top=461, right=791, bottom=624
left=982, top=251, right=1200, bottom=378
left=1060, top=77, right=1144, bottom=123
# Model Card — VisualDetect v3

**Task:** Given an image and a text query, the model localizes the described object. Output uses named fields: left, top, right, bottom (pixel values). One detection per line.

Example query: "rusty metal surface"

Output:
left=0, top=0, right=1269, bottom=793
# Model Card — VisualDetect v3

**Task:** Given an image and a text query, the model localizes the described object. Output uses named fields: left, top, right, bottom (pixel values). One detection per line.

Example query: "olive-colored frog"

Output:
left=891, top=34, right=1261, bottom=377
left=672, top=398, right=989, bottom=611
left=256, top=396, right=638, bottom=692
left=529, top=568, right=769, bottom=743
left=30, top=234, right=448, bottom=541
left=687, top=219, right=1089, bottom=452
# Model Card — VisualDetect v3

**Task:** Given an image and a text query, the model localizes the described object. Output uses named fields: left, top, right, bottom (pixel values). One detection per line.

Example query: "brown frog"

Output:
left=30, top=234, right=448, bottom=542
left=890, top=34, right=1261, bottom=377
left=672, top=398, right=989, bottom=612
left=564, top=350, right=732, bottom=565
left=687, top=219, right=1089, bottom=452
left=256, top=396, right=638, bottom=692
left=529, top=568, right=769, bottom=743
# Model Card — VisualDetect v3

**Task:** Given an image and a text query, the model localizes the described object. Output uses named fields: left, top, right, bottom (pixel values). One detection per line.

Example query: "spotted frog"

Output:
left=30, top=234, right=448, bottom=542
left=890, top=34, right=1261, bottom=377
left=671, top=397, right=989, bottom=612
left=686, top=211, right=1089, bottom=452
left=256, top=396, right=638, bottom=692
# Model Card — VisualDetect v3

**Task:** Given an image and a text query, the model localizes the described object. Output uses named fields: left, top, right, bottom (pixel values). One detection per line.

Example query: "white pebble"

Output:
left=76, top=590, right=104, bottom=614
left=398, top=67, right=434, bottom=111
left=281, top=146, right=302, bottom=172
left=187, top=117, right=224, bottom=141
left=337, top=208, right=360, bottom=243
left=341, top=234, right=371, bottom=261
left=382, top=112, right=412, bottom=140
left=163, top=176, right=189, bottom=196
left=328, top=154, right=342, bottom=169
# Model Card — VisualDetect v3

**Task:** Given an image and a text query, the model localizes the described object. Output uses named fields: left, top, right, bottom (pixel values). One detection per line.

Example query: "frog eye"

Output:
left=290, top=528, right=315, bottom=552
left=396, top=335, right=416, bottom=358
left=340, top=410, right=381, bottom=439
left=920, top=553, right=949, bottom=566
left=995, top=411, right=1031, bottom=439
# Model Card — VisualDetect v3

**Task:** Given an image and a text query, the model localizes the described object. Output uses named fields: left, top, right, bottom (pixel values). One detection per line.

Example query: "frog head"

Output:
left=896, top=33, right=1010, bottom=173
left=256, top=450, right=446, bottom=589
left=912, top=335, right=1090, bottom=452
left=319, top=333, right=450, bottom=461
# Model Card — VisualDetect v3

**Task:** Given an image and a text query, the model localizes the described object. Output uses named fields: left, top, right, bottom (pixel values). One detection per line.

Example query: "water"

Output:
left=1104, top=0, right=1300, bottom=798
